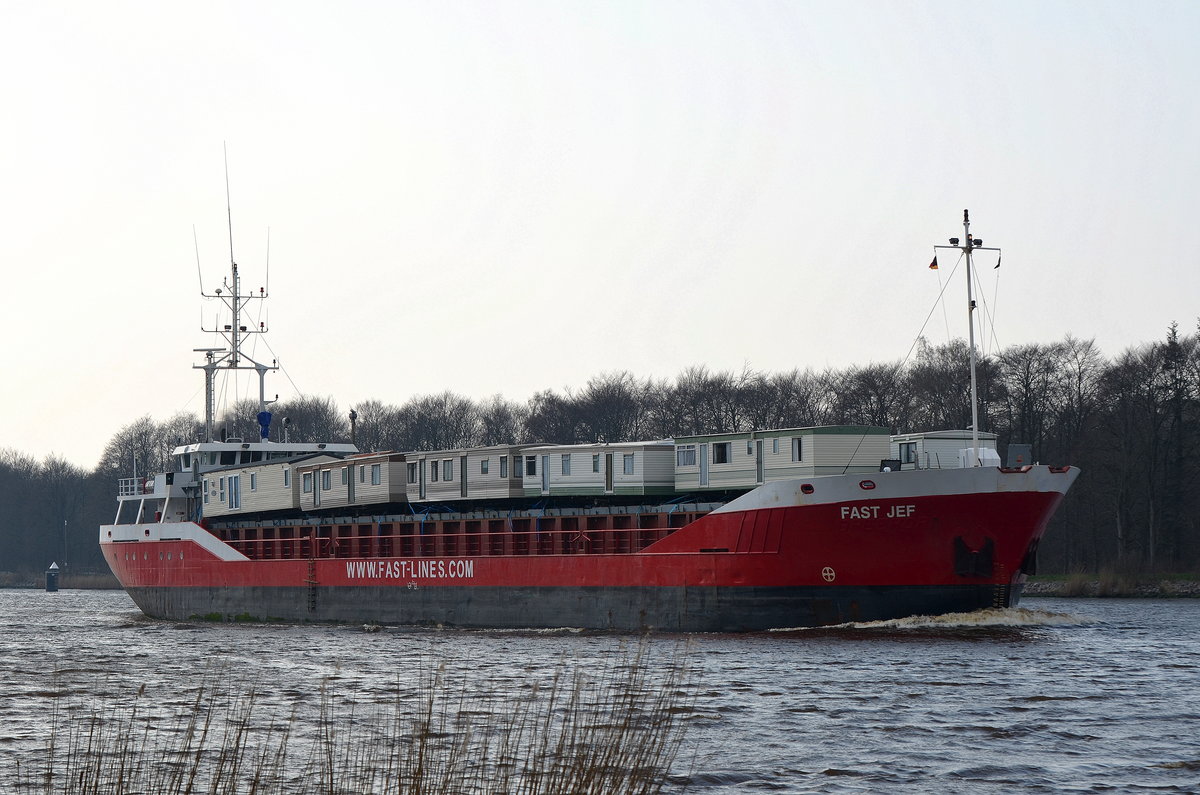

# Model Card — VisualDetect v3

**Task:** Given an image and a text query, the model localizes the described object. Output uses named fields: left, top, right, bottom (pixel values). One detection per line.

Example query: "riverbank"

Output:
left=1025, top=574, right=1200, bottom=598
left=0, top=572, right=121, bottom=589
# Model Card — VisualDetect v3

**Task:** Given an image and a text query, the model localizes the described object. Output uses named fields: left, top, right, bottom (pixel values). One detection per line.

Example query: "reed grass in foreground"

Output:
left=15, top=642, right=691, bottom=795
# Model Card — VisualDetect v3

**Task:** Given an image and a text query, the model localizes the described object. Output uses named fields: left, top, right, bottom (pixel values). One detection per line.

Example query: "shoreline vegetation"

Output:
left=0, top=572, right=121, bottom=589
left=13, top=645, right=692, bottom=795
left=1024, top=573, right=1200, bottom=598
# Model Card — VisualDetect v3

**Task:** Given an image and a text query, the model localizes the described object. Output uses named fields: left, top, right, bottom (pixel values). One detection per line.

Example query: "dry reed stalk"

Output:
left=16, top=639, right=691, bottom=795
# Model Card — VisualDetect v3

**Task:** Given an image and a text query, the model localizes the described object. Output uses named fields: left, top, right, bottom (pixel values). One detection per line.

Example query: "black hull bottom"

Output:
left=125, top=583, right=1023, bottom=632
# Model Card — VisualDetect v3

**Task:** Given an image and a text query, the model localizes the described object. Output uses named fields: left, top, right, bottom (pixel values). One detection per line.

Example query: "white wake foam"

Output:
left=771, top=606, right=1094, bottom=632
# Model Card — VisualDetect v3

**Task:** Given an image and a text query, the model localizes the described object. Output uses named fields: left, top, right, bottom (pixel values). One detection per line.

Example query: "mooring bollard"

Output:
left=45, top=562, right=59, bottom=592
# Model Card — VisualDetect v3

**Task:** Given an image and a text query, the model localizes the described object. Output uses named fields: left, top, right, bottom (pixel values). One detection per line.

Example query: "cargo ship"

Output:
left=99, top=211, right=1078, bottom=630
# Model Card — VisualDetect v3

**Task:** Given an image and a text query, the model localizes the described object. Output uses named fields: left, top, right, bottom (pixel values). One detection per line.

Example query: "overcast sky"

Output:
left=3, top=1, right=1197, bottom=467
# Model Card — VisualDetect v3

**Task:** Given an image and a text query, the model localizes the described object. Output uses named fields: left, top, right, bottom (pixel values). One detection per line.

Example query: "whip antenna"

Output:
left=193, top=225, right=203, bottom=292
left=224, top=142, right=235, bottom=269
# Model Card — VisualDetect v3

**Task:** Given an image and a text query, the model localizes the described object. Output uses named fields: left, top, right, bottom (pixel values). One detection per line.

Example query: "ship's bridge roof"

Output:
left=172, top=441, right=360, bottom=457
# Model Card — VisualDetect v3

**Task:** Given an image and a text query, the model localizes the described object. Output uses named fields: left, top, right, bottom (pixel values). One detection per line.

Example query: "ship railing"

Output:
left=210, top=507, right=715, bottom=562
left=117, top=477, right=154, bottom=497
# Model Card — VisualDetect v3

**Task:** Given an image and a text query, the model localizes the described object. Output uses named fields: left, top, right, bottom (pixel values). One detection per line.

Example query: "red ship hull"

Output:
left=100, top=465, right=1077, bottom=631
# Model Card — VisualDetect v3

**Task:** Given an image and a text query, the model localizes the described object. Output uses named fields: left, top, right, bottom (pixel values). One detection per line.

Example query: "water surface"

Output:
left=1, top=590, right=1196, bottom=793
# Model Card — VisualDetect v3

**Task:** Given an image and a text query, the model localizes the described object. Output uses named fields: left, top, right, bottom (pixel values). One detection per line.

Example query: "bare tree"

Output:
left=576, top=371, right=647, bottom=442
left=275, top=395, right=350, bottom=444
left=478, top=395, right=528, bottom=446
left=96, top=416, right=159, bottom=479
left=397, top=392, right=481, bottom=450
left=525, top=389, right=580, bottom=444
left=839, top=361, right=909, bottom=430
left=352, top=399, right=403, bottom=452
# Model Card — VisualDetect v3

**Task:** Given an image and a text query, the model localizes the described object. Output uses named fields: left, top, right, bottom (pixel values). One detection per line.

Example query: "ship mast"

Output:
left=933, top=209, right=1000, bottom=467
left=194, top=157, right=278, bottom=442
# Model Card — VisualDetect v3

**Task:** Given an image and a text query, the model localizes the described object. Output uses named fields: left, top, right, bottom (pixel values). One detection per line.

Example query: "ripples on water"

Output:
left=1, top=590, right=1197, bottom=793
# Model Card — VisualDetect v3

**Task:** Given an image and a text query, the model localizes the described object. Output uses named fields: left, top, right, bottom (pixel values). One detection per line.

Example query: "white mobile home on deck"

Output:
left=890, top=430, right=1000, bottom=469
left=673, top=426, right=892, bottom=492
left=519, top=442, right=676, bottom=498
left=296, top=452, right=407, bottom=512
left=404, top=445, right=525, bottom=503
left=202, top=453, right=343, bottom=518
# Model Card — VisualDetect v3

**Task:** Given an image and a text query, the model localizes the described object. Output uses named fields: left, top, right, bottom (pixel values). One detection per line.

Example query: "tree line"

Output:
left=3, top=325, right=1198, bottom=577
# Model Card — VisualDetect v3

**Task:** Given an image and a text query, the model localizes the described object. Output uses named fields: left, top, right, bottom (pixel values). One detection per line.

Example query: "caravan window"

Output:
left=526, top=456, right=537, bottom=476
left=592, top=454, right=600, bottom=473
left=676, top=445, right=696, bottom=466
left=407, top=463, right=417, bottom=483
left=302, top=472, right=313, bottom=493
left=283, top=469, right=290, bottom=487
left=442, top=459, right=453, bottom=481
left=713, top=443, right=731, bottom=464
left=481, top=458, right=490, bottom=475
left=500, top=455, right=508, bottom=478
left=561, top=454, right=571, bottom=476
left=791, top=438, right=803, bottom=462
left=623, top=453, right=635, bottom=474
left=372, top=463, right=382, bottom=485
left=321, top=470, right=332, bottom=491
left=249, top=473, right=257, bottom=491
left=899, top=442, right=916, bottom=464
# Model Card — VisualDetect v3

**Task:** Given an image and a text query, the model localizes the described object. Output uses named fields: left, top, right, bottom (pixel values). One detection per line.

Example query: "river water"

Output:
left=1, top=590, right=1197, bottom=793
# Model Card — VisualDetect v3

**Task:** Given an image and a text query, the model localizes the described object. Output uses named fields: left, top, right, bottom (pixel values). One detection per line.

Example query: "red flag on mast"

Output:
left=929, top=256, right=938, bottom=270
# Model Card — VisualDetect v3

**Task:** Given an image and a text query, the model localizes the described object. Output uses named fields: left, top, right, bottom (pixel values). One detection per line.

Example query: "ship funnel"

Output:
left=257, top=411, right=273, bottom=441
